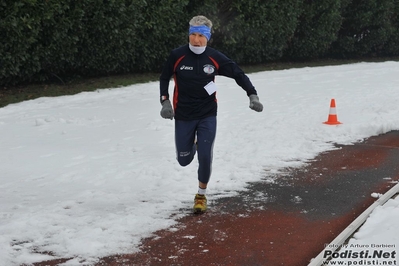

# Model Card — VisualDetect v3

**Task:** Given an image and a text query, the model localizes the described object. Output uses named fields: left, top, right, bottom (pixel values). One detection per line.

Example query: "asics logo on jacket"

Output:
left=180, top=65, right=194, bottom=71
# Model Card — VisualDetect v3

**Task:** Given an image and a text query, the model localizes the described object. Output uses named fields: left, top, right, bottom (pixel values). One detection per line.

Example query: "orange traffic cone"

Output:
left=323, top=98, right=342, bottom=125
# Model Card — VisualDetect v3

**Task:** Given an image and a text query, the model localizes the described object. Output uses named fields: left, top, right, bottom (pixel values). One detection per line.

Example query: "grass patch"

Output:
left=1, top=57, right=397, bottom=108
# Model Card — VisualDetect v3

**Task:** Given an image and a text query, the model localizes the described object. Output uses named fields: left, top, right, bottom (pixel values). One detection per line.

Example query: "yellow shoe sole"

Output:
left=193, top=207, right=207, bottom=214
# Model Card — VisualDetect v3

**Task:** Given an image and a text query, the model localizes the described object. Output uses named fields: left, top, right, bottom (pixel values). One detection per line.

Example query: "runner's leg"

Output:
left=196, top=116, right=217, bottom=185
left=175, top=119, right=197, bottom=166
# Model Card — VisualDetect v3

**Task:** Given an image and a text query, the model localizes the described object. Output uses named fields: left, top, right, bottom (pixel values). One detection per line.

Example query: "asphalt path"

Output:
left=35, top=131, right=399, bottom=266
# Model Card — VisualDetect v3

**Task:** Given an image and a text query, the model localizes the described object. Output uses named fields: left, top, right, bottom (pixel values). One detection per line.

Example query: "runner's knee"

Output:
left=177, top=150, right=194, bottom=166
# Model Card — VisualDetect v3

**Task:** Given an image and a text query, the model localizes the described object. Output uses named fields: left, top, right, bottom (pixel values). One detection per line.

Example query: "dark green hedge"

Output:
left=285, top=0, right=343, bottom=60
left=0, top=0, right=190, bottom=86
left=1, top=0, right=399, bottom=87
left=383, top=0, right=399, bottom=56
left=331, top=0, right=396, bottom=57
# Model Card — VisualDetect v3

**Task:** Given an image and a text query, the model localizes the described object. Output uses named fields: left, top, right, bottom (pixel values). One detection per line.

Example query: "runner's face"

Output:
left=189, top=33, right=208, bottom=47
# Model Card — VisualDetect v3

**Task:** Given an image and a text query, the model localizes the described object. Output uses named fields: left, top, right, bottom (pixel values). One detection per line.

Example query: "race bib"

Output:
left=204, top=81, right=217, bottom=95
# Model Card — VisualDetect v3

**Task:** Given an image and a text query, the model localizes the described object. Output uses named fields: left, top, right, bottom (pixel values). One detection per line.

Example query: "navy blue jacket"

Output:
left=160, top=44, right=257, bottom=120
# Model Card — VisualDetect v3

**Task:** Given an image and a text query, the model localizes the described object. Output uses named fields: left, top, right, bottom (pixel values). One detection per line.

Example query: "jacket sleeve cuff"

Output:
left=160, top=95, right=169, bottom=104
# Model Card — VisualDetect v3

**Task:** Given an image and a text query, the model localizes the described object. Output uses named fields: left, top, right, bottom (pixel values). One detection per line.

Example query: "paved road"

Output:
left=36, top=131, right=399, bottom=266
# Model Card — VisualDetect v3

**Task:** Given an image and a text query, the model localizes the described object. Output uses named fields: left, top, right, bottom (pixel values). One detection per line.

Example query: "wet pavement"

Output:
left=35, top=131, right=399, bottom=266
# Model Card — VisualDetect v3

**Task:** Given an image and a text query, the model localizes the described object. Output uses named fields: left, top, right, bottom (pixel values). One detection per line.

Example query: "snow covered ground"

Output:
left=1, top=61, right=399, bottom=265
